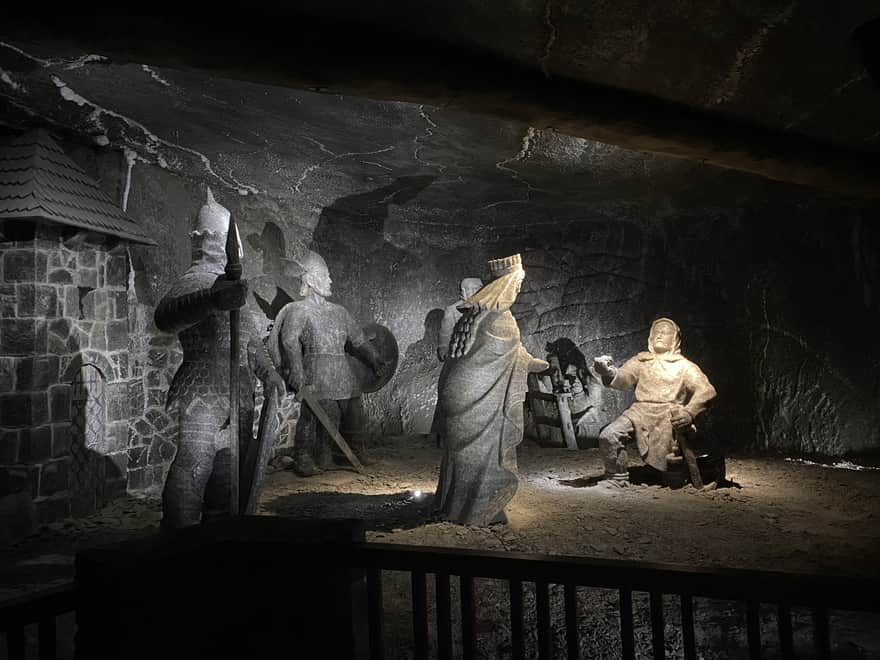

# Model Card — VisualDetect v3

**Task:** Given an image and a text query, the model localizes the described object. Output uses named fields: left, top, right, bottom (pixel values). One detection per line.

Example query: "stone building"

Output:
left=0, top=129, right=154, bottom=530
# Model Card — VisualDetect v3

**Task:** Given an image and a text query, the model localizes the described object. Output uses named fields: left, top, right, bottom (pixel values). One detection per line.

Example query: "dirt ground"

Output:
left=3, top=437, right=880, bottom=657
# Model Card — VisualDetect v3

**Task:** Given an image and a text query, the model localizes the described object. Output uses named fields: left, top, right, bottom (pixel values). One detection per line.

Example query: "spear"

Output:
left=224, top=209, right=243, bottom=516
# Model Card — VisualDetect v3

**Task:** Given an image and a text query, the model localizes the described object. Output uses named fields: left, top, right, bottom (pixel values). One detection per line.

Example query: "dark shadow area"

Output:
left=263, top=490, right=436, bottom=531
left=559, top=458, right=741, bottom=490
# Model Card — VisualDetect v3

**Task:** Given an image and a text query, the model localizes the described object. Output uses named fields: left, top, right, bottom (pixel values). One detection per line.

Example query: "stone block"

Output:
left=147, top=389, right=167, bottom=408
left=0, top=393, right=31, bottom=427
left=106, top=382, right=130, bottom=422
left=52, top=423, right=71, bottom=458
left=107, top=320, right=128, bottom=351
left=3, top=250, right=35, bottom=282
left=34, top=319, right=47, bottom=354
left=126, top=467, right=147, bottom=491
left=105, top=452, right=128, bottom=481
left=35, top=250, right=47, bottom=282
left=0, top=285, right=16, bottom=317
left=0, top=357, right=14, bottom=393
left=0, top=464, right=39, bottom=497
left=48, top=268, right=73, bottom=285
left=112, top=291, right=128, bottom=319
left=105, top=422, right=129, bottom=453
left=33, top=285, right=59, bottom=318
left=20, top=425, right=52, bottom=463
left=0, top=429, right=19, bottom=464
left=110, top=352, right=129, bottom=379
left=16, top=283, right=35, bottom=316
left=88, top=324, right=107, bottom=351
left=1, top=319, right=35, bottom=355
left=0, top=491, right=37, bottom=547
left=76, top=268, right=98, bottom=290
left=49, top=384, right=72, bottom=422
left=30, top=391, right=49, bottom=426
left=36, top=494, right=70, bottom=524
left=106, top=255, right=128, bottom=288
left=129, top=382, right=145, bottom=416
left=39, top=459, right=69, bottom=496
left=77, top=249, right=97, bottom=269
left=63, top=286, right=80, bottom=318
left=127, top=444, right=148, bottom=467
left=91, top=290, right=110, bottom=321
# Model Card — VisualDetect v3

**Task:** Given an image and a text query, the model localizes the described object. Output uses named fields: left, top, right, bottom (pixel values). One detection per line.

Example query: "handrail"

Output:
left=0, top=583, right=76, bottom=630
left=351, top=542, right=880, bottom=612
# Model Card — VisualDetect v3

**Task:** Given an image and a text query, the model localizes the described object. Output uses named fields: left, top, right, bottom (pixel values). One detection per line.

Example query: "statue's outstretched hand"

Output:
left=528, top=357, right=550, bottom=373
left=210, top=275, right=248, bottom=311
left=593, top=355, right=615, bottom=377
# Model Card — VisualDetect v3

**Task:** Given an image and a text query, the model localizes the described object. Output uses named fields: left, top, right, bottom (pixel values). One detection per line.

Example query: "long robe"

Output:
left=434, top=310, right=533, bottom=525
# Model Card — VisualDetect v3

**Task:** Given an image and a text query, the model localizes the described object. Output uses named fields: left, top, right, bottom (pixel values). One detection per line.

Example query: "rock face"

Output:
left=0, top=48, right=877, bottom=512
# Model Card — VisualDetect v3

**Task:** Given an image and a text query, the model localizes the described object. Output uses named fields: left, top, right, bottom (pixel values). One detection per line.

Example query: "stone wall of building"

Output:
left=0, top=221, right=132, bottom=523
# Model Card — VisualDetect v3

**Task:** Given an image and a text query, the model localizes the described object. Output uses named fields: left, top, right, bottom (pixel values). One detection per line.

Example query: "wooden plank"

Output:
left=650, top=591, right=665, bottom=660
left=564, top=584, right=578, bottom=659
left=777, top=603, right=794, bottom=660
left=510, top=579, right=525, bottom=660
left=555, top=394, right=578, bottom=450
left=619, top=589, right=635, bottom=660
left=366, top=569, right=384, bottom=660
left=411, top=571, right=428, bottom=660
left=680, top=594, right=697, bottom=660
left=535, top=580, right=552, bottom=660
left=460, top=576, right=476, bottom=660
left=746, top=600, right=761, bottom=660
left=436, top=573, right=453, bottom=660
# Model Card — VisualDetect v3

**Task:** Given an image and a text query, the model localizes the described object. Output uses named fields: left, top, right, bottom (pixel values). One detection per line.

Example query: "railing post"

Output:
left=436, top=573, right=453, bottom=660
left=510, top=579, right=525, bottom=660
left=411, top=570, right=429, bottom=660
left=535, top=580, right=552, bottom=660
left=650, top=591, right=665, bottom=660
left=38, top=616, right=57, bottom=660
left=460, top=576, right=476, bottom=660
left=777, top=602, right=794, bottom=660
left=680, top=594, right=697, bottom=660
left=813, top=606, right=830, bottom=659
left=564, top=584, right=578, bottom=660
left=366, top=568, right=384, bottom=660
left=619, top=588, right=635, bottom=660
left=746, top=600, right=762, bottom=660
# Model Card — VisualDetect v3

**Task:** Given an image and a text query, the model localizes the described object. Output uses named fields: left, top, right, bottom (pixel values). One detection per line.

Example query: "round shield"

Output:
left=346, top=323, right=399, bottom=393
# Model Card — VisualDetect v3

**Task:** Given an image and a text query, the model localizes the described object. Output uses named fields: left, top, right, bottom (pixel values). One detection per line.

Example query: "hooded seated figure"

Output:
left=593, top=318, right=716, bottom=487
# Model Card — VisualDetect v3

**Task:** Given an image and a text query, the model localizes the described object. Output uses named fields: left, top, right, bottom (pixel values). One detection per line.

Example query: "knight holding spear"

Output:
left=155, top=189, right=284, bottom=528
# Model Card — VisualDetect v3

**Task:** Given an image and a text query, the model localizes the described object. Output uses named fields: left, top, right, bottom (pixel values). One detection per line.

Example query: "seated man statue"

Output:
left=269, top=252, right=388, bottom=476
left=592, top=318, right=716, bottom=487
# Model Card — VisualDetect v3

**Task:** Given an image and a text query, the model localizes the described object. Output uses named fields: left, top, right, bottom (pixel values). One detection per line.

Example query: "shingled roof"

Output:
left=0, top=129, right=156, bottom=245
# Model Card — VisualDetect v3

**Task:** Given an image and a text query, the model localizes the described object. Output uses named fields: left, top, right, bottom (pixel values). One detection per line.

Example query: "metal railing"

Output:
left=0, top=584, right=76, bottom=660
left=352, top=543, right=880, bottom=660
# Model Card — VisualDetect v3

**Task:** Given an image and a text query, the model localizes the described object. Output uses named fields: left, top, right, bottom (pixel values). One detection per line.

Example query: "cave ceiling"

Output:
left=1, top=2, right=879, bottom=221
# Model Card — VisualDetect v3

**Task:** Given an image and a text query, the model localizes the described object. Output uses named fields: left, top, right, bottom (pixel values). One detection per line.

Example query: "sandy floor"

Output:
left=4, top=436, right=880, bottom=602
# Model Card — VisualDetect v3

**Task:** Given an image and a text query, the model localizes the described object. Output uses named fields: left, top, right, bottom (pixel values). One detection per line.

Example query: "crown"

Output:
left=488, top=253, right=522, bottom=277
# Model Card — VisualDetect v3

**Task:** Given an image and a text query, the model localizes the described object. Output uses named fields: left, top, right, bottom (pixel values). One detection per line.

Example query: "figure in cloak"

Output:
left=437, top=277, right=484, bottom=361
left=434, top=254, right=549, bottom=526
left=592, top=318, right=716, bottom=486
left=269, top=252, right=389, bottom=477
left=155, top=189, right=285, bottom=528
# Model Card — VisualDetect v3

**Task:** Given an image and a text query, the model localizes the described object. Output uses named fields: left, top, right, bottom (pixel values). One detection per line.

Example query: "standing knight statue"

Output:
left=155, top=189, right=284, bottom=528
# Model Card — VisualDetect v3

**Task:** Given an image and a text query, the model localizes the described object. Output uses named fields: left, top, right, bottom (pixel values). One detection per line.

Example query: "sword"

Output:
left=296, top=387, right=365, bottom=474
left=224, top=210, right=243, bottom=515
left=675, top=428, right=704, bottom=489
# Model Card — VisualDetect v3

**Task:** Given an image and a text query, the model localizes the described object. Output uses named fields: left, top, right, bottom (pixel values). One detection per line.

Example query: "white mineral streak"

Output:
left=122, top=148, right=138, bottom=212
left=141, top=65, right=171, bottom=87
left=0, top=68, right=22, bottom=91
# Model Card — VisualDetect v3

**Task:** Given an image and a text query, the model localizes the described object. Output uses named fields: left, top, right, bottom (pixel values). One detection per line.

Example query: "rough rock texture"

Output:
left=0, top=47, right=877, bottom=503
